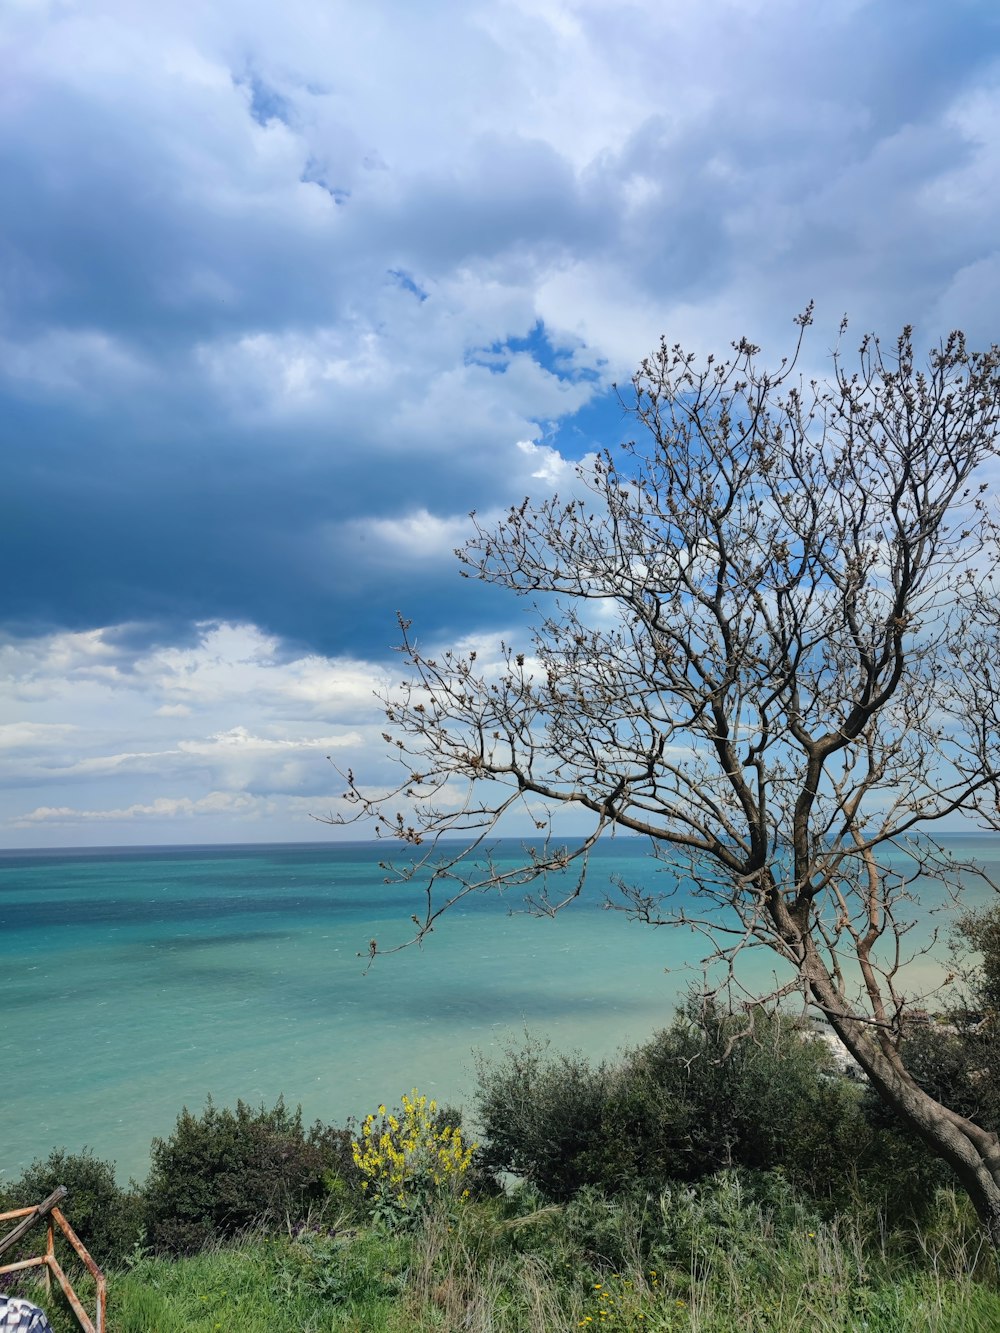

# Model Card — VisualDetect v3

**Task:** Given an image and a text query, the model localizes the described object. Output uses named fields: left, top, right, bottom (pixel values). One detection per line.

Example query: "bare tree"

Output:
left=337, top=310, right=1000, bottom=1243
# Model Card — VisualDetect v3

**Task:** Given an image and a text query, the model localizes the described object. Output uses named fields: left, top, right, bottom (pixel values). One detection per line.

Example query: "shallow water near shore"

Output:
left=1, top=834, right=997, bottom=1183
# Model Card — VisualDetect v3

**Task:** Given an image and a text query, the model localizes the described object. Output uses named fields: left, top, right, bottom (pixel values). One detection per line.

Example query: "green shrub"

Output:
left=627, top=1003, right=864, bottom=1190
left=277, top=1225, right=407, bottom=1304
left=954, top=903, right=1000, bottom=1022
left=352, top=1090, right=476, bottom=1227
left=0, top=1147, right=143, bottom=1268
left=898, top=1020, right=999, bottom=1132
left=561, top=1184, right=654, bottom=1272
left=474, top=1002, right=865, bottom=1203
left=142, top=1097, right=355, bottom=1254
left=474, top=1038, right=626, bottom=1201
left=559, top=1169, right=822, bottom=1279
left=843, top=908, right=1000, bottom=1226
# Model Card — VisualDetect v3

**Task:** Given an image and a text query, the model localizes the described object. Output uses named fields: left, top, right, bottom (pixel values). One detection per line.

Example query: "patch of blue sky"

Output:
left=545, top=384, right=633, bottom=464
left=387, top=269, right=428, bottom=301
left=242, top=73, right=293, bottom=128
left=465, top=321, right=603, bottom=384
left=300, top=158, right=350, bottom=203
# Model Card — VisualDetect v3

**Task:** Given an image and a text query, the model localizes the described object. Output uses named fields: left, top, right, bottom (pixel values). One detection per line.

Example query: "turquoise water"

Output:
left=1, top=836, right=996, bottom=1183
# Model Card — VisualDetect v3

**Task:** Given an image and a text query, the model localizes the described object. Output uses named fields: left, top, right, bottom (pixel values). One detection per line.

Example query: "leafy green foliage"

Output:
left=352, top=1090, right=476, bottom=1228
left=475, top=1004, right=865, bottom=1203
left=853, top=904, right=1000, bottom=1222
left=0, top=1147, right=143, bottom=1268
left=104, top=1184, right=1000, bottom=1333
left=628, top=1004, right=862, bottom=1189
left=115, top=1233, right=410, bottom=1332
left=855, top=1017, right=1000, bottom=1224
left=277, top=1224, right=408, bottom=1305
left=956, top=903, right=1000, bottom=1021
left=474, top=1037, right=623, bottom=1201
left=898, top=1022, right=998, bottom=1132
left=142, top=1097, right=356, bottom=1254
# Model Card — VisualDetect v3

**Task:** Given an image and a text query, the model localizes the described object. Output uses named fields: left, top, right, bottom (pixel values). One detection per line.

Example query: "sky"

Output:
left=3, top=0, right=1000, bottom=847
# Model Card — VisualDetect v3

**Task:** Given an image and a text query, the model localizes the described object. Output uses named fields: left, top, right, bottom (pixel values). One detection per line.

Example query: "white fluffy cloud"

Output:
left=0, top=622, right=395, bottom=843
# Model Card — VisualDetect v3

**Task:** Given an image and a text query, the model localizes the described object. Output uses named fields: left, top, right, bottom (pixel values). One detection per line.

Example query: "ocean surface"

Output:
left=1, top=835, right=997, bottom=1184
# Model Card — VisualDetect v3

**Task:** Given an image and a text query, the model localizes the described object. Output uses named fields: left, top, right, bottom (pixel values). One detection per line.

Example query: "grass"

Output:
left=10, top=1182, right=1000, bottom=1332
left=108, top=1233, right=411, bottom=1333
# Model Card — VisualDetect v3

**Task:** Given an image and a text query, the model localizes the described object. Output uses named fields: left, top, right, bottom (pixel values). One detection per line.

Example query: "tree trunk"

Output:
left=801, top=948, right=1000, bottom=1247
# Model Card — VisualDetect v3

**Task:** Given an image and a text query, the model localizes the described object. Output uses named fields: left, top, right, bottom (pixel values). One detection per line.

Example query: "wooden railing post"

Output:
left=44, top=1216, right=54, bottom=1298
left=0, top=1187, right=106, bottom=1333
left=0, top=1187, right=67, bottom=1259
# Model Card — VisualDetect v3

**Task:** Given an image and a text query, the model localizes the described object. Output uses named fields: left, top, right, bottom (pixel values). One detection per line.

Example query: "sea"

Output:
left=1, top=834, right=997, bottom=1184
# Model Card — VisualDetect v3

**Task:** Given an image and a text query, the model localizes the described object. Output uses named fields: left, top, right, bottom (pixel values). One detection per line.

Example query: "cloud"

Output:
left=0, top=722, right=77, bottom=749
left=516, top=439, right=574, bottom=485
left=13, top=786, right=373, bottom=829
left=4, top=0, right=1000, bottom=843
left=0, top=328, right=152, bottom=395
left=15, top=790, right=271, bottom=826
left=358, top=509, right=477, bottom=563
left=0, top=621, right=402, bottom=841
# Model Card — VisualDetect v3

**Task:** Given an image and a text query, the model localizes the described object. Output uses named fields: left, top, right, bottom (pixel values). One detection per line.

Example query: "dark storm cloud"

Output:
left=1, top=385, right=539, bottom=656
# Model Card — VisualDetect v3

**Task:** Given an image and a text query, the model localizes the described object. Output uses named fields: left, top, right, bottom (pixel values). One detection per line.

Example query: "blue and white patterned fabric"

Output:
left=0, top=1296, right=54, bottom=1332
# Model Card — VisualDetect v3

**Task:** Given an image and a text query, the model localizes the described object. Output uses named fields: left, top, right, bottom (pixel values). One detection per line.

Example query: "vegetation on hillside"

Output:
left=3, top=947, right=999, bottom=1330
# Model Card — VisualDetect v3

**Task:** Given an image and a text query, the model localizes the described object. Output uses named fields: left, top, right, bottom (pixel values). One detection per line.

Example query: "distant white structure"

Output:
left=805, top=1021, right=866, bottom=1080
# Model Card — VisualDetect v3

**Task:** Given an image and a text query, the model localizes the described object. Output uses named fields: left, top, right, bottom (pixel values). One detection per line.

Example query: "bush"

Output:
left=142, top=1097, right=355, bottom=1254
left=895, top=1021, right=999, bottom=1131
left=352, top=1090, right=476, bottom=1226
left=549, top=1169, right=822, bottom=1285
left=0, top=1147, right=143, bottom=1269
left=475, top=1003, right=865, bottom=1203
left=954, top=903, right=1000, bottom=1021
left=844, top=906, right=1000, bottom=1226
left=627, top=1003, right=864, bottom=1191
left=474, top=1038, right=627, bottom=1201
